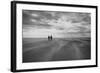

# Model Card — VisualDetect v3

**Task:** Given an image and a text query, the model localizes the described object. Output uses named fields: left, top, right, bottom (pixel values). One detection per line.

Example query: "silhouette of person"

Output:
left=48, top=35, right=52, bottom=40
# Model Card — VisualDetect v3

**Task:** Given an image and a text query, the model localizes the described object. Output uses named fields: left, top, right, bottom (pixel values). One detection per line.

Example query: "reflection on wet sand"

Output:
left=23, top=37, right=91, bottom=63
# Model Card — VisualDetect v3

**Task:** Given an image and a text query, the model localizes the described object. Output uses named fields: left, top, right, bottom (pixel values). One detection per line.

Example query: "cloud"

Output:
left=31, top=13, right=39, bottom=17
left=31, top=19, right=37, bottom=22
left=22, top=10, right=91, bottom=38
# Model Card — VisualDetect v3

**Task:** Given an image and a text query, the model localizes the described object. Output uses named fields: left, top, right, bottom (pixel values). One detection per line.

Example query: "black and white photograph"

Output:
left=11, top=1, right=97, bottom=72
left=22, top=10, right=91, bottom=63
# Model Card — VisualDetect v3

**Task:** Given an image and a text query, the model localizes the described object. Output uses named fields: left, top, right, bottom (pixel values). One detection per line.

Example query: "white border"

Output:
left=16, top=4, right=96, bottom=70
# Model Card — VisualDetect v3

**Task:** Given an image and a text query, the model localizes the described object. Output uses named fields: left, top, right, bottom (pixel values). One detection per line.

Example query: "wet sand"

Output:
left=23, top=38, right=91, bottom=63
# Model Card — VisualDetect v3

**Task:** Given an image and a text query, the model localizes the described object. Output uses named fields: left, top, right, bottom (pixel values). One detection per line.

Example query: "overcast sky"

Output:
left=22, top=10, right=91, bottom=38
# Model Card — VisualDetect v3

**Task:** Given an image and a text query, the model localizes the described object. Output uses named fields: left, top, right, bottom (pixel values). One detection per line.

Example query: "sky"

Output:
left=22, top=10, right=91, bottom=38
